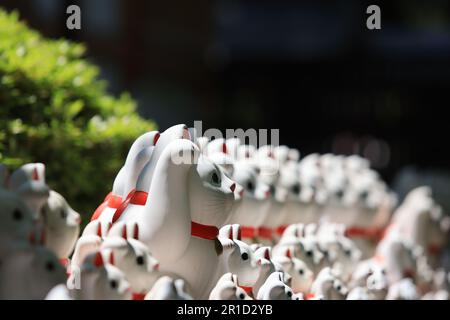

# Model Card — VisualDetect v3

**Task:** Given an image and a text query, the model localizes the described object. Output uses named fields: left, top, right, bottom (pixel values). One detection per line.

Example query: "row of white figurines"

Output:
left=1, top=124, right=449, bottom=299
left=1, top=205, right=449, bottom=301
left=90, top=125, right=395, bottom=253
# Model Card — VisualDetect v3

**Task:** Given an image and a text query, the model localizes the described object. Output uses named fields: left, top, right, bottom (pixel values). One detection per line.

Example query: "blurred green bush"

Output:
left=0, top=9, right=157, bottom=218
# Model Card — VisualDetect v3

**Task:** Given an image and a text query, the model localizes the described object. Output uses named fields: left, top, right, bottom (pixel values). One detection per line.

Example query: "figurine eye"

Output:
left=345, top=249, right=351, bottom=256
left=110, top=280, right=118, bottom=289
left=60, top=209, right=67, bottom=219
left=45, top=261, right=55, bottom=272
left=298, top=269, right=304, bottom=276
left=381, top=269, right=387, bottom=275
left=269, top=184, right=276, bottom=196
left=241, top=252, right=249, bottom=261
left=211, top=171, right=221, bottom=186
left=136, top=256, right=145, bottom=266
left=334, top=281, right=342, bottom=291
left=292, top=184, right=300, bottom=194
left=306, top=250, right=313, bottom=258
left=246, top=181, right=254, bottom=191
left=287, top=291, right=292, bottom=298
left=360, top=190, right=369, bottom=200
left=239, top=293, right=245, bottom=300
left=12, top=209, right=23, bottom=221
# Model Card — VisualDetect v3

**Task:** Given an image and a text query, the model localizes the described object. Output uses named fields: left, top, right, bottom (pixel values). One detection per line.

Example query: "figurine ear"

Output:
left=122, top=225, right=127, bottom=239
left=109, top=251, right=115, bottom=265
left=233, top=274, right=239, bottom=286
left=153, top=132, right=160, bottom=145
left=264, top=248, right=270, bottom=260
left=94, top=252, right=104, bottom=267
left=97, top=222, right=102, bottom=237
left=279, top=273, right=283, bottom=282
left=32, top=167, right=39, bottom=181
left=237, top=226, right=242, bottom=241
left=182, top=126, right=191, bottom=140
left=222, top=142, right=228, bottom=154
left=133, top=223, right=139, bottom=240
left=285, top=249, right=292, bottom=259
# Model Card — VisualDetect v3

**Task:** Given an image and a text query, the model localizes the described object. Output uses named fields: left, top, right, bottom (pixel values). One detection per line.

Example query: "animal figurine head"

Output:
left=188, top=153, right=236, bottom=228
left=375, top=230, right=419, bottom=285
left=8, top=163, right=50, bottom=218
left=256, top=271, right=293, bottom=300
left=41, top=190, right=80, bottom=258
left=251, top=246, right=287, bottom=297
left=310, top=267, right=348, bottom=300
left=145, top=276, right=193, bottom=300
left=69, top=224, right=104, bottom=270
left=274, top=230, right=324, bottom=275
left=386, top=278, right=419, bottom=300
left=346, top=286, right=371, bottom=300
left=425, top=206, right=450, bottom=267
left=209, top=273, right=252, bottom=300
left=0, top=189, right=35, bottom=256
left=218, top=225, right=259, bottom=287
left=101, top=224, right=160, bottom=298
left=320, top=154, right=348, bottom=204
left=71, top=251, right=131, bottom=300
left=45, top=284, right=73, bottom=300
left=344, top=155, right=370, bottom=175
left=0, top=245, right=66, bottom=299
left=272, top=248, right=314, bottom=295
left=228, top=160, right=271, bottom=236
left=349, top=259, right=389, bottom=300
left=331, top=236, right=362, bottom=282
left=365, top=264, right=389, bottom=299
left=298, top=154, right=323, bottom=192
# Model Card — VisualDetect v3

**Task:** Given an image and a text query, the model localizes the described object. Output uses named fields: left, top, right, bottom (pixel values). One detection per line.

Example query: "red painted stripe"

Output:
left=111, top=190, right=148, bottom=223
left=191, top=221, right=219, bottom=240
left=305, top=293, right=315, bottom=300
left=129, top=191, right=148, bottom=205
left=344, top=226, right=384, bottom=240
left=241, top=226, right=256, bottom=239
left=258, top=226, right=273, bottom=240
left=239, top=285, right=253, bottom=296
left=132, top=293, right=146, bottom=300
left=275, top=225, right=287, bottom=236
left=90, top=193, right=122, bottom=221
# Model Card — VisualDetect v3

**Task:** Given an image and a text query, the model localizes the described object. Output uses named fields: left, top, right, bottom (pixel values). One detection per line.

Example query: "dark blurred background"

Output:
left=2, top=0, right=450, bottom=208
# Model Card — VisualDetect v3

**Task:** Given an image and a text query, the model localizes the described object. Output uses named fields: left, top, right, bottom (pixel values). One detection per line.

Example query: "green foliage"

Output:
left=0, top=9, right=157, bottom=218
